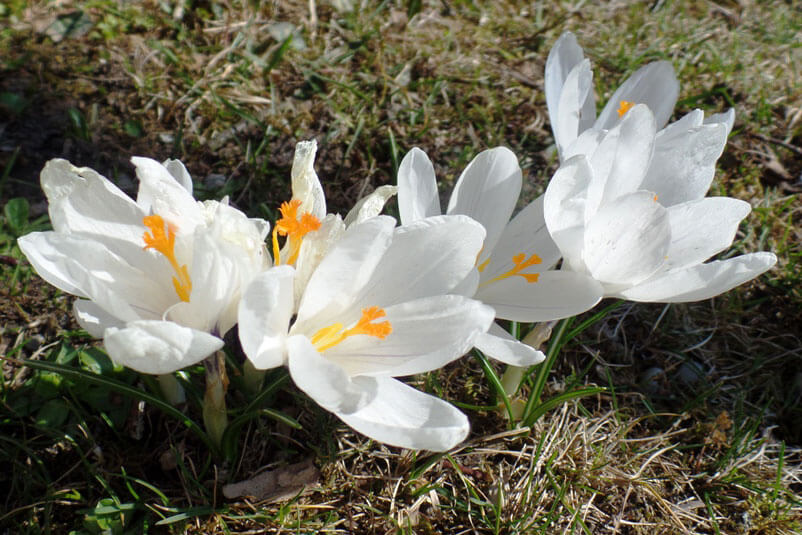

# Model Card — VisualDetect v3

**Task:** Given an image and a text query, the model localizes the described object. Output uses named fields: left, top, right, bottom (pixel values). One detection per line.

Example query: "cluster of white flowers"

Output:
left=18, top=33, right=776, bottom=452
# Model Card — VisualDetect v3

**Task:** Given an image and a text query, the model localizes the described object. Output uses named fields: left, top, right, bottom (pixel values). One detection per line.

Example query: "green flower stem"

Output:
left=203, top=351, right=229, bottom=450
left=499, top=321, right=557, bottom=397
left=157, top=373, right=186, bottom=405
left=242, top=358, right=266, bottom=394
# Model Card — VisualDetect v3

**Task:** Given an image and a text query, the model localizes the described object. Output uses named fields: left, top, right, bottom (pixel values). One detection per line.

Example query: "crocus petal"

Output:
left=344, top=185, right=398, bottom=227
left=583, top=191, right=671, bottom=286
left=352, top=215, right=485, bottom=308
left=704, top=108, right=735, bottom=136
left=291, top=140, right=327, bottom=220
left=640, top=122, right=729, bottom=206
left=595, top=61, right=679, bottom=131
left=238, top=267, right=295, bottom=370
left=162, top=159, right=193, bottom=194
left=543, top=155, right=593, bottom=266
left=617, top=252, right=777, bottom=303
left=545, top=32, right=596, bottom=148
left=287, top=335, right=375, bottom=414
left=40, top=159, right=146, bottom=243
left=73, top=299, right=124, bottom=338
left=104, top=320, right=223, bottom=374
left=483, top=195, right=561, bottom=281
left=294, top=216, right=395, bottom=331
left=475, top=270, right=603, bottom=322
left=337, top=376, right=469, bottom=451
left=18, top=232, right=169, bottom=320
left=586, top=104, right=656, bottom=215
left=473, top=324, right=545, bottom=366
left=133, top=157, right=203, bottom=230
left=552, top=59, right=595, bottom=157
left=397, top=147, right=442, bottom=223
left=446, top=147, right=521, bottom=260
left=663, top=197, right=751, bottom=271
left=326, top=294, right=494, bottom=377
left=293, top=214, right=346, bottom=309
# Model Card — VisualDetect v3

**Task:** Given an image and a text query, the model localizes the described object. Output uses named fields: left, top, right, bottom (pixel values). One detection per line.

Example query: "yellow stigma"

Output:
left=143, top=215, right=192, bottom=302
left=479, top=252, right=542, bottom=288
left=311, top=306, right=392, bottom=353
left=272, top=199, right=322, bottom=265
left=617, top=100, right=635, bottom=118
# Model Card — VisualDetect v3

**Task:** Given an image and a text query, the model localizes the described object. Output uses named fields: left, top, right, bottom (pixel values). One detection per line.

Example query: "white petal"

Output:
left=294, top=216, right=395, bottom=330
left=617, top=252, right=777, bottom=303
left=104, top=320, right=223, bottom=374
left=446, top=147, right=521, bottom=259
left=586, top=104, right=656, bottom=215
left=73, top=299, right=125, bottom=338
left=473, top=324, right=545, bottom=366
left=337, top=376, right=469, bottom=451
left=596, top=61, right=679, bottom=131
left=482, top=195, right=561, bottom=283
left=352, top=215, right=485, bottom=308
left=583, top=191, right=671, bottom=287
left=18, top=232, right=168, bottom=320
left=293, top=214, right=346, bottom=309
left=475, top=270, right=603, bottom=322
left=563, top=128, right=605, bottom=161
left=553, top=59, right=595, bottom=157
left=640, top=122, right=729, bottom=206
left=397, top=147, right=441, bottom=223
left=543, top=155, right=593, bottom=265
left=291, top=140, right=326, bottom=220
left=344, top=185, right=398, bottom=227
left=162, top=159, right=193, bottom=194
left=287, top=335, right=375, bottom=414
left=704, top=108, right=735, bottom=136
left=40, top=159, right=145, bottom=245
left=663, top=197, right=751, bottom=270
left=238, top=267, right=295, bottom=370
left=545, top=32, right=596, bottom=150
left=326, top=294, right=494, bottom=377
left=133, top=157, right=203, bottom=229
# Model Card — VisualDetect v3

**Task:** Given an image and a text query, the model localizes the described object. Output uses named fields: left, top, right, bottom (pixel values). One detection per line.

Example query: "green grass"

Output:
left=1, top=0, right=801, bottom=532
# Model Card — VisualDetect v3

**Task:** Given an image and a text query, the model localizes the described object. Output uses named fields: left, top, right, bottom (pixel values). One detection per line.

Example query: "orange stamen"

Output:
left=311, top=306, right=392, bottom=353
left=617, top=100, right=635, bottom=118
left=271, top=199, right=322, bottom=265
left=479, top=252, right=542, bottom=287
left=143, top=215, right=192, bottom=302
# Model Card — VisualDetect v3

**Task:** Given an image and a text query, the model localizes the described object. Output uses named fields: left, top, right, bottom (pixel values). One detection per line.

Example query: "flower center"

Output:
left=478, top=252, right=542, bottom=287
left=272, top=199, right=322, bottom=265
left=311, top=306, right=392, bottom=353
left=142, top=214, right=192, bottom=302
left=617, top=100, right=635, bottom=118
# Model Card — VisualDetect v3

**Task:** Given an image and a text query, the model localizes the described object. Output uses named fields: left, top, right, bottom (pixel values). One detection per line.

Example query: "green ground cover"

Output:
left=1, top=0, right=801, bottom=532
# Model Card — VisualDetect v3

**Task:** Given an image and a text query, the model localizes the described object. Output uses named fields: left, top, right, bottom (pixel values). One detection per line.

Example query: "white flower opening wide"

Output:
left=18, top=158, right=269, bottom=374
left=397, top=146, right=604, bottom=366
left=239, top=215, right=495, bottom=451
left=543, top=104, right=776, bottom=302
left=545, top=31, right=735, bottom=203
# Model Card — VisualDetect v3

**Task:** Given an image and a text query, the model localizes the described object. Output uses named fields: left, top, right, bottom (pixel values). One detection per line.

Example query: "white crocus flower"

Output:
left=397, top=147, right=604, bottom=367
left=239, top=215, right=495, bottom=451
left=545, top=30, right=734, bottom=175
left=18, top=158, right=269, bottom=374
left=274, top=140, right=397, bottom=308
left=544, top=104, right=776, bottom=302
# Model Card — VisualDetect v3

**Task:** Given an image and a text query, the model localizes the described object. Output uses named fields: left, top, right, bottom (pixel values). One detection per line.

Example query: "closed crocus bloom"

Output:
left=544, top=104, right=776, bottom=302
left=273, top=140, right=397, bottom=309
left=18, top=158, right=269, bottom=374
left=239, top=215, right=495, bottom=451
left=397, top=147, right=604, bottom=367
